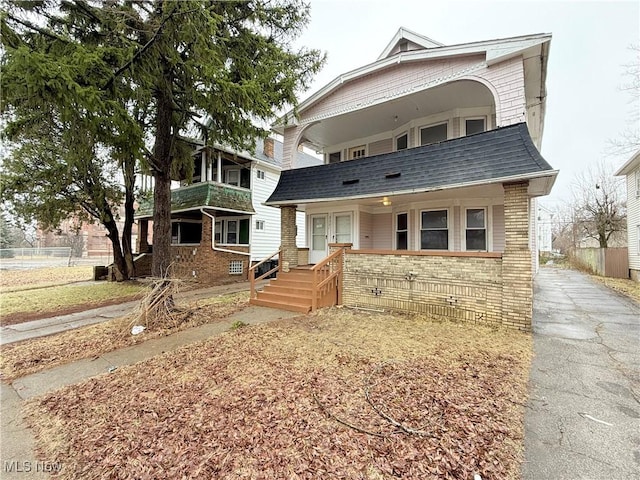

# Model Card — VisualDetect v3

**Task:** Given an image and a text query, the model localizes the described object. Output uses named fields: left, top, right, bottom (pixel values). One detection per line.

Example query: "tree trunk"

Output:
left=122, top=155, right=136, bottom=277
left=105, top=217, right=128, bottom=281
left=151, top=79, right=174, bottom=278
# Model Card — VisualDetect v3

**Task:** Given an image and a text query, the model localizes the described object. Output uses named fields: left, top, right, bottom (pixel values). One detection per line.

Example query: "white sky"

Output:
left=293, top=0, right=640, bottom=208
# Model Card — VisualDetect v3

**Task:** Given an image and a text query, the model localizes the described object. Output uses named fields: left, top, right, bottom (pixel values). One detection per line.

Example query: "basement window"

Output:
left=229, top=260, right=243, bottom=275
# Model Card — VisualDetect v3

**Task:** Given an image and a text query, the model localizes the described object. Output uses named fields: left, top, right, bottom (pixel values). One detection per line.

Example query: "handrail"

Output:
left=311, top=246, right=346, bottom=311
left=249, top=249, right=281, bottom=299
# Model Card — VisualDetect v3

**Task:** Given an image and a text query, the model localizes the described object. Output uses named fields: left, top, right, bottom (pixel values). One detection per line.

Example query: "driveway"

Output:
left=524, top=267, right=640, bottom=479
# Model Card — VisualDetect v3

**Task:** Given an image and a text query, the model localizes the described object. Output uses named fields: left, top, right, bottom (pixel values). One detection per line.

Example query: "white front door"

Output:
left=309, top=214, right=328, bottom=263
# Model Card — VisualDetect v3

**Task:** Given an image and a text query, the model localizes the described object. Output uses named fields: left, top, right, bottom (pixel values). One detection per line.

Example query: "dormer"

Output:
left=377, top=27, right=444, bottom=59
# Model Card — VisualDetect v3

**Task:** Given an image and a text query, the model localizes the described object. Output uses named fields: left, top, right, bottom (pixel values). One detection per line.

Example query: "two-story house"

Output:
left=250, top=28, right=558, bottom=331
left=135, top=137, right=320, bottom=284
left=615, top=150, right=640, bottom=281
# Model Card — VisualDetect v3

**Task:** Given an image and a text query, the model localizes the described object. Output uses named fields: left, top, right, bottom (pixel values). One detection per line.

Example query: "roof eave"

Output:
left=614, top=150, right=640, bottom=176
left=265, top=170, right=559, bottom=207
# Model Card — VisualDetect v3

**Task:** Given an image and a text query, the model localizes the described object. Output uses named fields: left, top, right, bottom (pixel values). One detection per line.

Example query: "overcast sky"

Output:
left=293, top=0, right=640, bottom=208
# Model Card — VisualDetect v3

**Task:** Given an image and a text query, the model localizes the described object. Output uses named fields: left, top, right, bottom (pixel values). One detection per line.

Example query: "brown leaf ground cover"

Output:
left=0, top=266, right=92, bottom=292
left=591, top=275, right=640, bottom=303
left=0, top=292, right=249, bottom=381
left=25, top=310, right=532, bottom=479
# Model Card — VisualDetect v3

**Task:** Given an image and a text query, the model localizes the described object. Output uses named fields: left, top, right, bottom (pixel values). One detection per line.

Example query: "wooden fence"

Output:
left=572, top=248, right=629, bottom=278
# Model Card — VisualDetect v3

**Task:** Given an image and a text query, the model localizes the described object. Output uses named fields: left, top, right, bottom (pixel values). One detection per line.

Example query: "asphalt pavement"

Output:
left=523, top=267, right=640, bottom=479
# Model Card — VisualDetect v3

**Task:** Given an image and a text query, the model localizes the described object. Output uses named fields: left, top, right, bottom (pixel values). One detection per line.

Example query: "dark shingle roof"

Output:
left=266, top=123, right=555, bottom=204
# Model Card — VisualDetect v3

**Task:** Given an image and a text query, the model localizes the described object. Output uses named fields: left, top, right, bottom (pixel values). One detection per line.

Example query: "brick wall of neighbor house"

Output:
left=343, top=251, right=504, bottom=325
left=170, top=215, right=249, bottom=285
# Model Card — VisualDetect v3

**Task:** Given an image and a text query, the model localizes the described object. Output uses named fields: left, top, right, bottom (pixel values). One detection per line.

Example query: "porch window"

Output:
left=328, top=151, right=341, bottom=164
left=171, top=221, right=202, bottom=245
left=225, top=169, right=240, bottom=186
left=465, top=208, right=487, bottom=251
left=396, top=212, right=408, bottom=250
left=420, top=123, right=448, bottom=146
left=420, top=210, right=448, bottom=250
left=465, top=118, right=485, bottom=136
left=216, top=218, right=250, bottom=245
left=395, top=133, right=408, bottom=151
left=349, top=145, right=366, bottom=159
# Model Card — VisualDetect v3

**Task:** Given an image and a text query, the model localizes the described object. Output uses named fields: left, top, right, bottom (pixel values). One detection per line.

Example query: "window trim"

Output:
left=463, top=207, right=488, bottom=252
left=419, top=208, right=450, bottom=251
left=256, top=169, right=265, bottom=180
left=395, top=212, right=408, bottom=250
left=255, top=219, right=265, bottom=231
left=419, top=121, right=449, bottom=146
left=462, top=116, right=487, bottom=137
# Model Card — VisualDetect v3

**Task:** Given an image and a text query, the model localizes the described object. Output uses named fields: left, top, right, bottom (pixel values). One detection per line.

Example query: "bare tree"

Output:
left=570, top=161, right=626, bottom=248
left=609, top=44, right=639, bottom=155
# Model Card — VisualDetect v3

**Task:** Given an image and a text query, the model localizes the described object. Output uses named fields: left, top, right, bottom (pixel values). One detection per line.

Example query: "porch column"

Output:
left=137, top=219, right=150, bottom=253
left=216, top=151, right=222, bottom=183
left=280, top=205, right=298, bottom=272
left=501, top=181, right=532, bottom=331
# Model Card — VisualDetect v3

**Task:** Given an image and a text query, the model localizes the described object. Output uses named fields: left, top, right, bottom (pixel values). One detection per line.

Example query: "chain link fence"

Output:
left=0, top=247, right=114, bottom=270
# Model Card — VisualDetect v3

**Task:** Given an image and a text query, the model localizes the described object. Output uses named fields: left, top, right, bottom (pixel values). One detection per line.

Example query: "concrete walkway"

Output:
left=1, top=287, right=298, bottom=479
left=524, top=267, right=640, bottom=480
left=1, top=281, right=260, bottom=345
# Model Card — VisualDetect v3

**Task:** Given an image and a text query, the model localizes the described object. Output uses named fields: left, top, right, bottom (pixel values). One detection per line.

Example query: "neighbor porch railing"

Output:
left=249, top=249, right=281, bottom=300
left=311, top=246, right=346, bottom=311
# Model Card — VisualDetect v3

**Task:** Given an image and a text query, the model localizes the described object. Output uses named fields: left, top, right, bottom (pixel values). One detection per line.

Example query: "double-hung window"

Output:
left=215, top=218, right=250, bottom=245
left=465, top=118, right=486, bottom=136
left=465, top=208, right=487, bottom=250
left=396, top=213, right=408, bottom=250
left=420, top=210, right=448, bottom=250
left=395, top=133, right=408, bottom=151
left=225, top=169, right=240, bottom=186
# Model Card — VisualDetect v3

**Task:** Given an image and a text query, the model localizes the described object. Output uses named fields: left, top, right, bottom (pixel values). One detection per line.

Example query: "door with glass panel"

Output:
left=334, top=213, right=352, bottom=244
left=309, top=215, right=328, bottom=264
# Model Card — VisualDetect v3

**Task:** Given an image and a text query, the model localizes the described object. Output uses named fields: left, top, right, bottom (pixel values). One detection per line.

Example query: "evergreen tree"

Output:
left=1, top=0, right=324, bottom=278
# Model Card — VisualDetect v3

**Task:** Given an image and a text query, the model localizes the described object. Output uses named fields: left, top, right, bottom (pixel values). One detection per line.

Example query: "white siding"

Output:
left=250, top=164, right=284, bottom=261
left=492, top=204, right=505, bottom=252
left=373, top=213, right=393, bottom=249
left=359, top=211, right=374, bottom=248
left=627, top=168, right=640, bottom=271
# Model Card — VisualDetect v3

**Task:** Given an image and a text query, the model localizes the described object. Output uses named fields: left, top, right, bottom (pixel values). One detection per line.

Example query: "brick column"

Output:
left=501, top=181, right=533, bottom=331
left=137, top=219, right=150, bottom=253
left=280, top=205, right=298, bottom=272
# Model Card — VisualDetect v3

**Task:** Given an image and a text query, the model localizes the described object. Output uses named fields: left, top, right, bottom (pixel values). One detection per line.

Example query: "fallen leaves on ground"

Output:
left=25, top=309, right=532, bottom=480
left=0, top=292, right=249, bottom=381
left=591, top=275, right=640, bottom=303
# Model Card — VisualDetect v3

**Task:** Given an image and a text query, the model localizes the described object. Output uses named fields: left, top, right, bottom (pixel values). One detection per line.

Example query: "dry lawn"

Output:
left=0, top=292, right=249, bottom=381
left=0, top=282, right=147, bottom=324
left=26, top=310, right=532, bottom=480
left=592, top=276, right=640, bottom=303
left=0, top=266, right=93, bottom=292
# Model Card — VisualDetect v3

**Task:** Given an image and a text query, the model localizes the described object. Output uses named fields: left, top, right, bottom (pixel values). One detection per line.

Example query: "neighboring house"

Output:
left=615, top=150, right=640, bottom=281
left=135, top=137, right=320, bottom=284
left=537, top=204, right=554, bottom=254
left=251, top=28, right=558, bottom=331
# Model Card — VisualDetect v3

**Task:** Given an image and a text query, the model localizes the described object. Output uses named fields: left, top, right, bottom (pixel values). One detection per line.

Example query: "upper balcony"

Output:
left=135, top=181, right=254, bottom=219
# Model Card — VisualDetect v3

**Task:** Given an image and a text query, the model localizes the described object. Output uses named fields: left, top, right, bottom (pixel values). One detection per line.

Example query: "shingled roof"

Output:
left=266, top=123, right=556, bottom=205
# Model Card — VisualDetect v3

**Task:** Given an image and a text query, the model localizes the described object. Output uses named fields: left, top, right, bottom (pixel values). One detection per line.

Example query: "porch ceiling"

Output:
left=300, top=80, right=494, bottom=150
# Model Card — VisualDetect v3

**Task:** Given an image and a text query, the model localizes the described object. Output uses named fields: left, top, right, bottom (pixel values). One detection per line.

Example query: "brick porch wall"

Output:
left=343, top=251, right=504, bottom=326
left=170, top=215, right=250, bottom=285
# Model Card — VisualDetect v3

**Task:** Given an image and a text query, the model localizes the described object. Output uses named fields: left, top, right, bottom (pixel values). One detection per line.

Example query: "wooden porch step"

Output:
left=263, top=284, right=313, bottom=296
left=250, top=298, right=311, bottom=314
